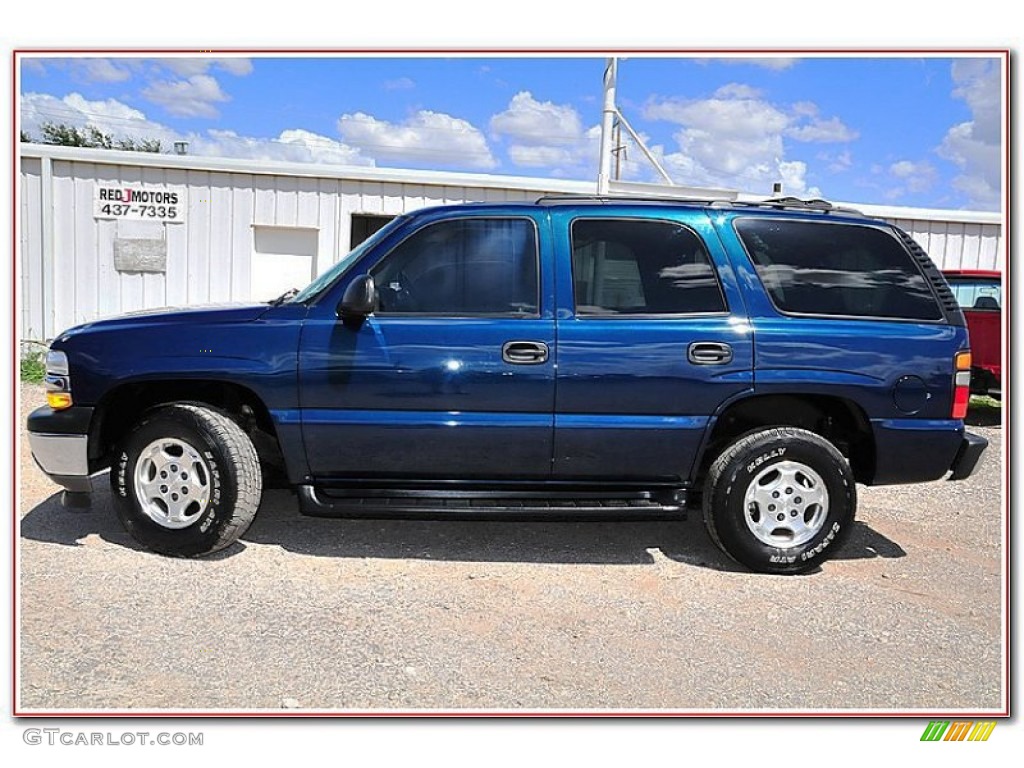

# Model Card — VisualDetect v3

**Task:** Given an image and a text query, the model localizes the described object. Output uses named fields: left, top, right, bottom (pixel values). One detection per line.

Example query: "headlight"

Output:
left=45, top=349, right=69, bottom=375
left=44, top=350, right=73, bottom=409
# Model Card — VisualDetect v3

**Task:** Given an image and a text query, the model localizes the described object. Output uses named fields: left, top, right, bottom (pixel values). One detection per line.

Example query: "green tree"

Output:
left=36, top=122, right=162, bottom=153
left=116, top=136, right=163, bottom=153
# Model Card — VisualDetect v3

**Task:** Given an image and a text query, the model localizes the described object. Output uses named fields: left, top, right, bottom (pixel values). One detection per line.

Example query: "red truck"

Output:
left=943, top=269, right=1002, bottom=398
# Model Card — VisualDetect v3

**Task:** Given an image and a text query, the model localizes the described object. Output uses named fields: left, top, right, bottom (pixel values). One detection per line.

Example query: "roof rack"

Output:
left=535, top=194, right=725, bottom=206
left=712, top=196, right=865, bottom=216
left=535, top=193, right=866, bottom=217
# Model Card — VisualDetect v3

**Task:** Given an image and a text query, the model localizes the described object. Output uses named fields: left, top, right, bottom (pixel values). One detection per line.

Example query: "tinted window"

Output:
left=947, top=278, right=1001, bottom=311
left=735, top=219, right=942, bottom=321
left=371, top=218, right=538, bottom=315
left=570, top=219, right=726, bottom=315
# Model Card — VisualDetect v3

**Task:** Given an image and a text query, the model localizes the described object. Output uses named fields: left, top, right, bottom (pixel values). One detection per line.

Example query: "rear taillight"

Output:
left=952, top=350, right=971, bottom=419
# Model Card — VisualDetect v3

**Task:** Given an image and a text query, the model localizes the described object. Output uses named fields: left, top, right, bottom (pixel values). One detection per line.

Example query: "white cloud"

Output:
left=25, top=91, right=513, bottom=171
left=383, top=77, right=415, bottom=91
left=157, top=57, right=254, bottom=77
left=820, top=149, right=853, bottom=173
left=778, top=160, right=815, bottom=196
left=193, top=129, right=372, bottom=166
left=713, top=83, right=762, bottom=100
left=214, top=58, right=254, bottom=77
left=21, top=92, right=173, bottom=144
left=740, top=57, right=798, bottom=71
left=489, top=92, right=622, bottom=177
left=490, top=91, right=584, bottom=146
left=643, top=85, right=860, bottom=195
left=787, top=116, right=859, bottom=143
left=142, top=74, right=230, bottom=118
left=887, top=159, right=939, bottom=197
left=76, top=58, right=133, bottom=83
left=947, top=173, right=998, bottom=207
left=791, top=101, right=819, bottom=118
left=508, top=144, right=578, bottom=169
left=891, top=159, right=926, bottom=179
left=338, top=110, right=497, bottom=169
left=21, top=58, right=46, bottom=75
left=950, top=59, right=1000, bottom=143
left=937, top=58, right=1001, bottom=210
left=645, top=94, right=798, bottom=194
left=20, top=57, right=142, bottom=83
left=646, top=96, right=790, bottom=138
left=698, top=57, right=798, bottom=71
left=20, top=91, right=373, bottom=167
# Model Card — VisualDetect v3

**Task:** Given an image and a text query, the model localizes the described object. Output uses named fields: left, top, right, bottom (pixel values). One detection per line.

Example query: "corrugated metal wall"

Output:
left=20, top=155, right=556, bottom=341
left=20, top=157, right=45, bottom=343
left=886, top=216, right=1003, bottom=272
left=18, top=147, right=1005, bottom=342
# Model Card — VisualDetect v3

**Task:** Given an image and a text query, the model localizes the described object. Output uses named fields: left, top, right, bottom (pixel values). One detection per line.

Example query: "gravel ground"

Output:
left=17, top=383, right=1004, bottom=712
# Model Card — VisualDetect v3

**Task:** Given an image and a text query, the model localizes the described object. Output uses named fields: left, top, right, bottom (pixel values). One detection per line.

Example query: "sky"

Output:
left=18, top=54, right=1003, bottom=211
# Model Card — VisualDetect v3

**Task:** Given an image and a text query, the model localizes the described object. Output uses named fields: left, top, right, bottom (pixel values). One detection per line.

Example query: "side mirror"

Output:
left=337, top=275, right=377, bottom=318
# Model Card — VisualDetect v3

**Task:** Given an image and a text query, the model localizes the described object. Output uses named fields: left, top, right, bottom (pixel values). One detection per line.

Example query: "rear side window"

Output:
left=947, top=278, right=1001, bottom=311
left=735, top=219, right=943, bottom=321
left=570, top=218, right=726, bottom=316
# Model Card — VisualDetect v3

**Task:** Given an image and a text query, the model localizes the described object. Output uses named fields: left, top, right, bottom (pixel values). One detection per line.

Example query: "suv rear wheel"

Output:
left=702, top=427, right=855, bottom=574
left=111, top=403, right=262, bottom=557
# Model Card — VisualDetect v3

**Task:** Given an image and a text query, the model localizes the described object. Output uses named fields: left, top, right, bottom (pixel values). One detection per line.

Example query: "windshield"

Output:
left=289, top=215, right=408, bottom=304
left=946, top=278, right=1001, bottom=311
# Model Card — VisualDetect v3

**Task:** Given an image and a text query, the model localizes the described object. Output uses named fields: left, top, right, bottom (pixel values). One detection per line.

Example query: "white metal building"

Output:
left=18, top=143, right=1005, bottom=343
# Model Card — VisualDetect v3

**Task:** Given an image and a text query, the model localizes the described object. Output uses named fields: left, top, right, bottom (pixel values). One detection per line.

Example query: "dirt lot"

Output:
left=17, top=383, right=1004, bottom=711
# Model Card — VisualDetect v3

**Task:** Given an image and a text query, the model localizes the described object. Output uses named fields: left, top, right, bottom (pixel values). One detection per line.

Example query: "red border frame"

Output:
left=10, top=47, right=1012, bottom=719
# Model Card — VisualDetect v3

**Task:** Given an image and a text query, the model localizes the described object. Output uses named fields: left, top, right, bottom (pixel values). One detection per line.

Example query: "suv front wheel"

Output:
left=111, top=403, right=262, bottom=557
left=702, top=427, right=855, bottom=574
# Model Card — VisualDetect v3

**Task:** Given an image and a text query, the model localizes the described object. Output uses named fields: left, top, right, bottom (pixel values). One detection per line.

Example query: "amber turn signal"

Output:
left=46, top=391, right=73, bottom=410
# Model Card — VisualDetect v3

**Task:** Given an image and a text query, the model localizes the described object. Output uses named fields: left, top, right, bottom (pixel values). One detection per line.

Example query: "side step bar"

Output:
left=297, top=485, right=688, bottom=521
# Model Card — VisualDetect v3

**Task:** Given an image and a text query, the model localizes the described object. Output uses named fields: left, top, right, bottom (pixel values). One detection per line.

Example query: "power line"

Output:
left=22, top=101, right=598, bottom=148
left=22, top=107, right=502, bottom=162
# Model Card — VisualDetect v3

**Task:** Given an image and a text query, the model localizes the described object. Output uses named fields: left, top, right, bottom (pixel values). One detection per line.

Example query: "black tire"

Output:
left=110, top=403, right=262, bottom=557
left=702, top=427, right=855, bottom=575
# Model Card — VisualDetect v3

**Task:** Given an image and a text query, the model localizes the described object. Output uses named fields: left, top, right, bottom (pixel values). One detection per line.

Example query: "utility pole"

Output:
left=597, top=57, right=675, bottom=192
left=597, top=57, right=617, bottom=195
left=613, top=121, right=624, bottom=181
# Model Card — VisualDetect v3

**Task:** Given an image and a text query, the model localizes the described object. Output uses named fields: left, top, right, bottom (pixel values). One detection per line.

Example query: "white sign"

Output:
left=93, top=185, right=185, bottom=223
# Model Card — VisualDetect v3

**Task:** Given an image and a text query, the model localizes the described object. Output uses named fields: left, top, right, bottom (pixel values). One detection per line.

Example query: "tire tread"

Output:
left=113, top=402, right=262, bottom=557
left=702, top=426, right=854, bottom=574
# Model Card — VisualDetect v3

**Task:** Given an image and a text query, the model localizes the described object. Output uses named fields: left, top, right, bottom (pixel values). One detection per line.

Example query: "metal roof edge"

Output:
left=19, top=144, right=1001, bottom=225
left=18, top=143, right=596, bottom=194
left=835, top=200, right=1002, bottom=225
left=733, top=192, right=1001, bottom=225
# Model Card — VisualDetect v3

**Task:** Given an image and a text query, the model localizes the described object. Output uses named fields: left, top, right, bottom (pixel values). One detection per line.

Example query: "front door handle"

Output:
left=502, top=341, right=549, bottom=365
left=688, top=341, right=733, bottom=365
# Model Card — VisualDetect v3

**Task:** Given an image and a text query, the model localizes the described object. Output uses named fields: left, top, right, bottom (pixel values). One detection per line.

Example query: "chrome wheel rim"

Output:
left=743, top=460, right=829, bottom=547
left=133, top=437, right=212, bottom=529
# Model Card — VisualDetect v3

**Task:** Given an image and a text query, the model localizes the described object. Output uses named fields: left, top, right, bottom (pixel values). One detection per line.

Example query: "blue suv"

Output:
left=27, top=196, right=988, bottom=573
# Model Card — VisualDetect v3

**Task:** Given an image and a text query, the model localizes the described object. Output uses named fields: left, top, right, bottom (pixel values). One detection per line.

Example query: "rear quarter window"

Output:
left=946, top=278, right=1001, bottom=311
left=734, top=218, right=943, bottom=321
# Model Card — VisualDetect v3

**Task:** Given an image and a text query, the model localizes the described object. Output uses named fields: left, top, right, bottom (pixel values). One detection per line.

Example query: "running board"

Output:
left=297, top=484, right=687, bottom=520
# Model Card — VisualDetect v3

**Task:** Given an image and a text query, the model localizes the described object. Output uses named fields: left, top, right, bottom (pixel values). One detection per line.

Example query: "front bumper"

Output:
left=948, top=431, right=989, bottom=481
left=27, top=405, right=95, bottom=493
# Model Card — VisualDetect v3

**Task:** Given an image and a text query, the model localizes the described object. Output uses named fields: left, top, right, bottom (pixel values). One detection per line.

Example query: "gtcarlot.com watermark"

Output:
left=24, top=728, right=203, bottom=747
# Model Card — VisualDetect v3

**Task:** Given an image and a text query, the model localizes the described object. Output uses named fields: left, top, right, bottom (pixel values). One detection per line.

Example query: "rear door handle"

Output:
left=502, top=341, right=549, bottom=365
left=688, top=341, right=733, bottom=365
